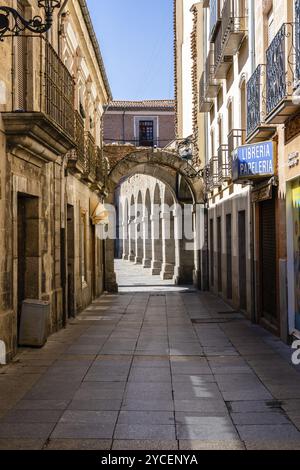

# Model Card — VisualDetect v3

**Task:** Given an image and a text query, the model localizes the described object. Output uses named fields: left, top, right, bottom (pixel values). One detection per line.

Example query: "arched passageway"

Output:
left=103, top=149, right=205, bottom=292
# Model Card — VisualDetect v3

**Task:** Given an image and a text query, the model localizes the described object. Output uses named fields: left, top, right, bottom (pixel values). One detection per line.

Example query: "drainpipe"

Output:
left=249, top=0, right=256, bottom=74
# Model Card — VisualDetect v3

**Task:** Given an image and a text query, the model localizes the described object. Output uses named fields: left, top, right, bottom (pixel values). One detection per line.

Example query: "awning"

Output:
left=90, top=202, right=109, bottom=226
left=251, top=177, right=278, bottom=203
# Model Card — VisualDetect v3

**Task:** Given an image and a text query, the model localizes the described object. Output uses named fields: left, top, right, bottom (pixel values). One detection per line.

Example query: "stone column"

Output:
left=105, top=238, right=118, bottom=292
left=134, top=218, right=143, bottom=264
left=173, top=204, right=194, bottom=285
left=122, top=220, right=129, bottom=260
left=142, top=214, right=152, bottom=268
left=151, top=209, right=162, bottom=275
left=128, top=216, right=136, bottom=262
left=160, top=210, right=175, bottom=280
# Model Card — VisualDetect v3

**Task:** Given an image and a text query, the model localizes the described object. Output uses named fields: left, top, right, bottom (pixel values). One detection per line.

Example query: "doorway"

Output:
left=238, top=210, right=247, bottom=310
left=67, top=205, right=75, bottom=318
left=217, top=216, right=222, bottom=293
left=17, top=194, right=39, bottom=334
left=259, top=197, right=278, bottom=328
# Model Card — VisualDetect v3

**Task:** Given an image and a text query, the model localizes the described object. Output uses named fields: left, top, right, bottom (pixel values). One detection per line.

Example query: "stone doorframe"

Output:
left=104, top=149, right=204, bottom=292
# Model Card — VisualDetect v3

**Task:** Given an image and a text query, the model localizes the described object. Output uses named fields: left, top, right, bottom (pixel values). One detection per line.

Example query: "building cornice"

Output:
left=78, top=0, right=113, bottom=101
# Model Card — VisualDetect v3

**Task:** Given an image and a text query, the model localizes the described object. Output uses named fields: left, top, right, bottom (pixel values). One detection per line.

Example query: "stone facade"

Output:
left=176, top=0, right=300, bottom=342
left=0, top=0, right=111, bottom=362
left=103, top=100, right=175, bottom=149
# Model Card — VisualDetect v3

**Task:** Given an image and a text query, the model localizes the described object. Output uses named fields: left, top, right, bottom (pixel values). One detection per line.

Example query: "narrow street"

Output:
left=0, top=261, right=299, bottom=451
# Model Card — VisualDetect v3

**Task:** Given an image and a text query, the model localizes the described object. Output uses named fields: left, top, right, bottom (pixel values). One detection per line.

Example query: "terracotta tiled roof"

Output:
left=106, top=100, right=175, bottom=110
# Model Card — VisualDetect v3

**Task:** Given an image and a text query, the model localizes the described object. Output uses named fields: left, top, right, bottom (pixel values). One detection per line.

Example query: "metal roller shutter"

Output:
left=260, top=197, right=277, bottom=322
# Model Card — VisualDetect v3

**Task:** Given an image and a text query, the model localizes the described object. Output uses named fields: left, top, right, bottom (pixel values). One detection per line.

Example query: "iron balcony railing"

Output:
left=68, top=111, right=85, bottom=167
left=222, top=0, right=248, bottom=44
left=103, top=138, right=171, bottom=148
left=228, top=129, right=245, bottom=157
left=214, top=23, right=224, bottom=70
left=218, top=144, right=231, bottom=183
left=11, top=35, right=75, bottom=140
left=247, top=64, right=267, bottom=137
left=214, top=0, right=247, bottom=73
left=205, top=157, right=219, bottom=191
left=199, top=72, right=213, bottom=112
left=84, top=132, right=97, bottom=180
left=266, top=23, right=299, bottom=118
left=228, top=129, right=245, bottom=176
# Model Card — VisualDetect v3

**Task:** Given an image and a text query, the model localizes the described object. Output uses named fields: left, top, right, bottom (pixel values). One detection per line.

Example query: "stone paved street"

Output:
left=0, top=261, right=300, bottom=450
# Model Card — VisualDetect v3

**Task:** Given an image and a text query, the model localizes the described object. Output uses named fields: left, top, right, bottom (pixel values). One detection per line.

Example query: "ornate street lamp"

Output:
left=177, top=137, right=194, bottom=161
left=0, top=1, right=60, bottom=40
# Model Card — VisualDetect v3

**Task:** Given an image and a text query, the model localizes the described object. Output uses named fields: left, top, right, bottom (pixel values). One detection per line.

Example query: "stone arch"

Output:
left=104, top=149, right=204, bottom=292
left=107, top=149, right=204, bottom=205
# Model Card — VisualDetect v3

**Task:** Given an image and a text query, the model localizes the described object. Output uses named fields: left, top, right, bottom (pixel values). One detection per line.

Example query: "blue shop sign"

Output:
left=232, top=141, right=274, bottom=182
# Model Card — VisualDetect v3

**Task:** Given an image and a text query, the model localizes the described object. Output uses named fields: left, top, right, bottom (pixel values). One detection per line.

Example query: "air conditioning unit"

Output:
left=19, top=300, right=50, bottom=348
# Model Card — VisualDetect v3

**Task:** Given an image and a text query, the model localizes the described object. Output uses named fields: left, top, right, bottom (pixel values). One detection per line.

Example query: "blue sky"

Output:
left=86, top=0, right=174, bottom=101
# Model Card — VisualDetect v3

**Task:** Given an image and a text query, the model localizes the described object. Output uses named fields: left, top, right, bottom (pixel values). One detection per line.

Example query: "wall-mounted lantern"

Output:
left=0, top=1, right=60, bottom=40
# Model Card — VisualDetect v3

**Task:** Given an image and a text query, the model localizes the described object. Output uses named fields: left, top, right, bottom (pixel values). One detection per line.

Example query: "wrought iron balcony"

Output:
left=221, top=0, right=248, bottom=56
left=228, top=129, right=245, bottom=157
left=2, top=36, right=75, bottom=157
left=67, top=111, right=85, bottom=171
left=83, top=131, right=97, bottom=182
left=199, top=52, right=219, bottom=113
left=205, top=157, right=219, bottom=191
left=213, top=0, right=247, bottom=79
left=206, top=48, right=220, bottom=97
left=68, top=118, right=100, bottom=185
left=199, top=72, right=213, bottom=113
left=214, top=22, right=233, bottom=79
left=218, top=144, right=231, bottom=183
left=266, top=23, right=300, bottom=124
left=246, top=65, right=276, bottom=143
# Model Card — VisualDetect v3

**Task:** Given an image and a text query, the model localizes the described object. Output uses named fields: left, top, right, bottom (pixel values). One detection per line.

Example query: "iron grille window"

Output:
left=139, top=121, right=154, bottom=147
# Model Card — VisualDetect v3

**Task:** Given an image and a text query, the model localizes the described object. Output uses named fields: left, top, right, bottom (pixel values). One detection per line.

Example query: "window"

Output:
left=139, top=120, right=154, bottom=147
left=226, top=214, right=232, bottom=300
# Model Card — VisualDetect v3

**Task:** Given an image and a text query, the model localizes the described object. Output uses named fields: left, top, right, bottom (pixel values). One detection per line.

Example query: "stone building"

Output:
left=102, top=100, right=207, bottom=287
left=175, top=0, right=300, bottom=343
left=0, top=0, right=111, bottom=361
left=103, top=100, right=175, bottom=149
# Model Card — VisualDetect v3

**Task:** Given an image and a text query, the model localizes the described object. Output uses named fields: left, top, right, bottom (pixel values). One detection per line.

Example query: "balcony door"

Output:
left=139, top=120, right=154, bottom=147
